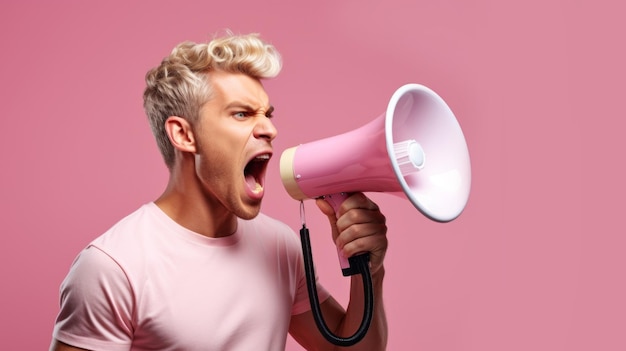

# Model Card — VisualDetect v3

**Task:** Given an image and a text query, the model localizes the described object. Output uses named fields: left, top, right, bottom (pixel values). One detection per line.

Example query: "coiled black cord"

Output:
left=300, top=224, right=374, bottom=347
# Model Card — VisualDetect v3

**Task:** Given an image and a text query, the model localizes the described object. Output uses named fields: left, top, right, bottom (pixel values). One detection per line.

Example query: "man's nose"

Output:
left=254, top=116, right=278, bottom=141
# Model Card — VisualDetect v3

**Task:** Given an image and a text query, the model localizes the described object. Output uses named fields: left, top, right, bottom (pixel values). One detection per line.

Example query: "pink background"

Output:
left=1, top=0, right=623, bottom=350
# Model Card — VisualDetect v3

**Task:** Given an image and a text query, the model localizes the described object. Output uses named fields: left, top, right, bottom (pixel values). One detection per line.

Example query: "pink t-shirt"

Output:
left=52, top=203, right=329, bottom=351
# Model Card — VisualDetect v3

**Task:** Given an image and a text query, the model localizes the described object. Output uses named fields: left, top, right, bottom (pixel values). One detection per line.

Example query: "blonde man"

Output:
left=51, top=33, right=388, bottom=351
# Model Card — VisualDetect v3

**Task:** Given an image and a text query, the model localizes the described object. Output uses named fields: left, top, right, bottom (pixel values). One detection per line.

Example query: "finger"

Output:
left=335, top=220, right=388, bottom=251
left=315, top=197, right=336, bottom=218
left=334, top=205, right=386, bottom=235
left=339, top=230, right=388, bottom=274
left=336, top=192, right=380, bottom=216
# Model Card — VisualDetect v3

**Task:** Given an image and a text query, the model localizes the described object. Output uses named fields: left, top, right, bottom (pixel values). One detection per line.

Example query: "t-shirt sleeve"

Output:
left=52, top=246, right=134, bottom=351
left=291, top=268, right=331, bottom=316
left=290, top=236, right=331, bottom=316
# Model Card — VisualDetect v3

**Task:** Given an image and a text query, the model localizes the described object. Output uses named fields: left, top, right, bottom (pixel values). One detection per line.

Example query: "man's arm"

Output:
left=290, top=268, right=387, bottom=351
left=289, top=193, right=389, bottom=351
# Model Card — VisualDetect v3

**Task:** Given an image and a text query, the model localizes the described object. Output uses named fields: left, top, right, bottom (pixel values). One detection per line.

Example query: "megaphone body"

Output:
left=280, top=83, right=471, bottom=222
left=280, top=83, right=471, bottom=275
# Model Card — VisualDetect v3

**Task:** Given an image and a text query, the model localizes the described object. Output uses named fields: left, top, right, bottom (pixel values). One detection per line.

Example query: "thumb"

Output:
left=315, top=197, right=336, bottom=217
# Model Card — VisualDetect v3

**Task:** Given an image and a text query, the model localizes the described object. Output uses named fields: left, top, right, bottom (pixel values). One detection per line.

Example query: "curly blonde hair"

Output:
left=143, top=33, right=282, bottom=168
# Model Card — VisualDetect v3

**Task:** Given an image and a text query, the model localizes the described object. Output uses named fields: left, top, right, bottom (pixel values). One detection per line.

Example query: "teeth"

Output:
left=255, top=154, right=270, bottom=160
left=253, top=183, right=263, bottom=193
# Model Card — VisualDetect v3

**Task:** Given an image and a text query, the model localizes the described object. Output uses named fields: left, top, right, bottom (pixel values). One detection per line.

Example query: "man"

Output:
left=50, top=32, right=388, bottom=351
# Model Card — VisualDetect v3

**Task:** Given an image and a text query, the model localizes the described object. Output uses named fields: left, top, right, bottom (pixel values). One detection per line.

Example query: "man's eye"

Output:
left=233, top=112, right=248, bottom=119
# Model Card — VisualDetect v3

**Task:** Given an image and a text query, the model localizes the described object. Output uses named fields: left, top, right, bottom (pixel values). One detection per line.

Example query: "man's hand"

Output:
left=316, top=192, right=388, bottom=275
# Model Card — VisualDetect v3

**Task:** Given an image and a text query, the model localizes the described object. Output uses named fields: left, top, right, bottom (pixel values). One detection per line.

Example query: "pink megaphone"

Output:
left=280, top=83, right=471, bottom=274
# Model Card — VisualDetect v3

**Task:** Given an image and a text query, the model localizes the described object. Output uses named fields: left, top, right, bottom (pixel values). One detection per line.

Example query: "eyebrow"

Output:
left=226, top=102, right=274, bottom=116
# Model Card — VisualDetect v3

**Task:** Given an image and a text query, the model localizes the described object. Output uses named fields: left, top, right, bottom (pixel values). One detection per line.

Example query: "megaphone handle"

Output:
left=322, top=192, right=366, bottom=276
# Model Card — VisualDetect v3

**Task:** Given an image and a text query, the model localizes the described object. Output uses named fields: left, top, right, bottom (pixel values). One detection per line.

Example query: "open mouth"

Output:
left=244, top=154, right=271, bottom=194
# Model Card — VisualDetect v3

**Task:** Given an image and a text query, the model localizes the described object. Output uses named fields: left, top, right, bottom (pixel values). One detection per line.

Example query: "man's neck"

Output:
left=155, top=181, right=238, bottom=238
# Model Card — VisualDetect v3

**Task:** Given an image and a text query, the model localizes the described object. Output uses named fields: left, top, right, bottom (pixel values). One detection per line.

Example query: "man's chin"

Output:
left=236, top=203, right=262, bottom=220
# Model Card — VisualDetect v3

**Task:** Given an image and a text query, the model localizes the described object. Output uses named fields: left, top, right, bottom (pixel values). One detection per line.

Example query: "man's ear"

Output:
left=164, top=116, right=197, bottom=153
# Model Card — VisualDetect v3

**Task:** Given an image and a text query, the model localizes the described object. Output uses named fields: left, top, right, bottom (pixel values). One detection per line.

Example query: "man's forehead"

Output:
left=208, top=72, right=270, bottom=107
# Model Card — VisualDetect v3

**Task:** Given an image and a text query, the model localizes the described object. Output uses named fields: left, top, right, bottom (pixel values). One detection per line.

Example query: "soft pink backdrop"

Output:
left=1, top=0, right=623, bottom=350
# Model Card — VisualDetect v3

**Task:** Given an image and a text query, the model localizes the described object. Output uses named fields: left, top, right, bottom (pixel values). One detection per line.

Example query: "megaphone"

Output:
left=280, top=83, right=471, bottom=223
left=281, top=83, right=471, bottom=274
left=279, top=83, right=471, bottom=346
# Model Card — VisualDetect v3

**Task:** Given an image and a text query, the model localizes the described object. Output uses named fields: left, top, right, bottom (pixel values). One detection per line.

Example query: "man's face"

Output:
left=192, top=71, right=277, bottom=220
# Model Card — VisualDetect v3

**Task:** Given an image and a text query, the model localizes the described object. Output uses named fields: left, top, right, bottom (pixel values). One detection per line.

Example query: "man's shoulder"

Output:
left=83, top=202, right=162, bottom=268
left=92, top=203, right=157, bottom=244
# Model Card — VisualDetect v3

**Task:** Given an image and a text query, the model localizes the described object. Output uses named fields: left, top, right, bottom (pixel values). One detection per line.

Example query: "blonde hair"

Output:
left=143, top=33, right=282, bottom=168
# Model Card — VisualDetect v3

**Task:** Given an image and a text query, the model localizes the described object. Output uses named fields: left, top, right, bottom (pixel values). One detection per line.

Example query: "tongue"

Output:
left=245, top=174, right=262, bottom=193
